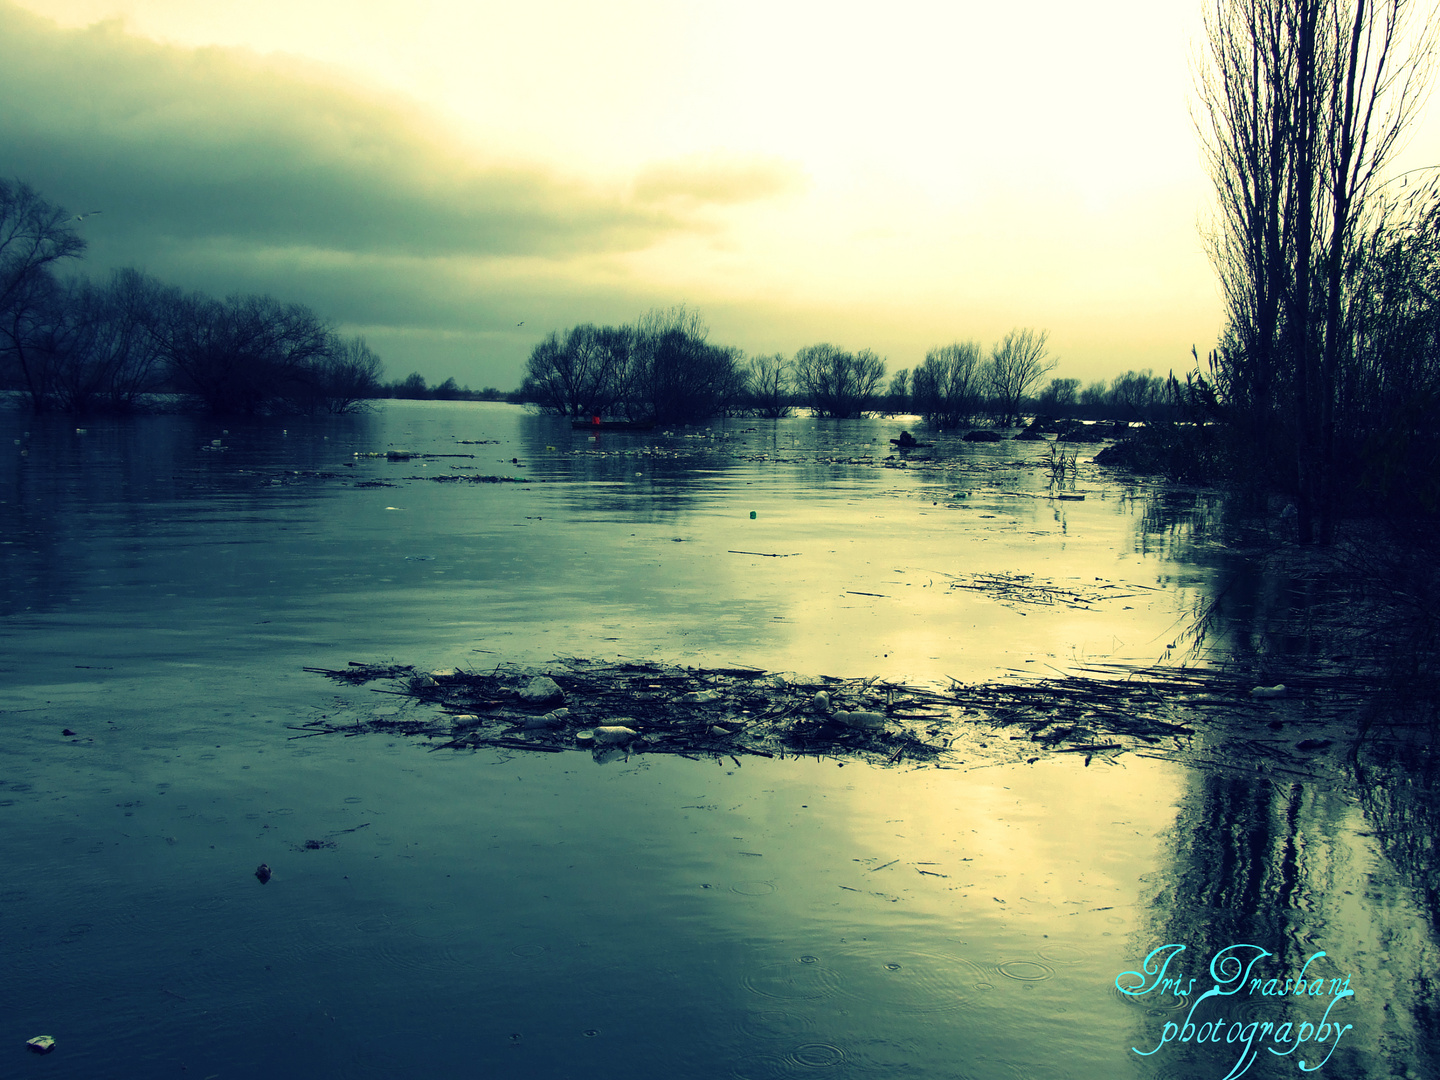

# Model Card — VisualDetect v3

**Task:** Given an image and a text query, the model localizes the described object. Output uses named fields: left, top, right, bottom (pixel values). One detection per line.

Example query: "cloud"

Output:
left=0, top=2, right=806, bottom=262
left=632, top=152, right=807, bottom=207
left=0, top=3, right=689, bottom=261
left=0, top=3, right=807, bottom=383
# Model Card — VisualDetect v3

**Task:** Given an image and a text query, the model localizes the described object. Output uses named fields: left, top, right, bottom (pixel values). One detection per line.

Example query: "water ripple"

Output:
left=996, top=959, right=1055, bottom=982
left=740, top=958, right=845, bottom=1001
left=832, top=946, right=986, bottom=1012
left=731, top=880, right=778, bottom=896
left=787, top=1042, right=846, bottom=1069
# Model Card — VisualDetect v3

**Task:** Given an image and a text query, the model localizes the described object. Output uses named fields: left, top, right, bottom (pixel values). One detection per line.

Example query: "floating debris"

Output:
left=302, top=658, right=950, bottom=765
left=944, top=572, right=1136, bottom=611
left=298, top=656, right=1363, bottom=770
left=414, top=474, right=533, bottom=484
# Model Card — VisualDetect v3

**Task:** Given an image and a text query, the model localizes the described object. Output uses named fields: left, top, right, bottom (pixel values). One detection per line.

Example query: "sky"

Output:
left=4, top=0, right=1439, bottom=392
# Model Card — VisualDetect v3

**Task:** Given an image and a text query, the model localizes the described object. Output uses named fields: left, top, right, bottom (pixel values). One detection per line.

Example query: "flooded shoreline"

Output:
left=2, top=400, right=1435, bottom=1078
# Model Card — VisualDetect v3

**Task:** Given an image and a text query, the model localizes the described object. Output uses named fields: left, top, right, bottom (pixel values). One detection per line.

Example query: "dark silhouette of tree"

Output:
left=520, top=323, right=632, bottom=419
left=913, top=341, right=984, bottom=427
left=154, top=290, right=333, bottom=415
left=46, top=269, right=170, bottom=413
left=1196, top=0, right=1437, bottom=540
left=523, top=307, right=743, bottom=424
left=1036, top=377, right=1080, bottom=413
left=792, top=343, right=886, bottom=417
left=884, top=368, right=910, bottom=413
left=746, top=353, right=791, bottom=417
left=628, top=306, right=744, bottom=423
left=1108, top=369, right=1168, bottom=418
left=394, top=372, right=429, bottom=398
left=0, top=179, right=86, bottom=410
left=984, top=328, right=1054, bottom=426
left=309, top=335, right=383, bottom=413
left=0, top=180, right=386, bottom=415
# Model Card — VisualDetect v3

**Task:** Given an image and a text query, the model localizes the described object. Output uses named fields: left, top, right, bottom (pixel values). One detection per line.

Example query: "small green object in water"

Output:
left=26, top=1036, right=55, bottom=1054
left=749, top=511, right=757, bottom=519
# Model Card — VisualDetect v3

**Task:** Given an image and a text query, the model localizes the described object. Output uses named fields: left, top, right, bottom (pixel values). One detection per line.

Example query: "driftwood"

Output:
left=298, top=657, right=1369, bottom=769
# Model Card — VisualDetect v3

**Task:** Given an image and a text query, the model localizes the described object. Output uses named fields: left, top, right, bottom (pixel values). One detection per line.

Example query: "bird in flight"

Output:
left=71, top=210, right=102, bottom=222
left=516, top=320, right=525, bottom=327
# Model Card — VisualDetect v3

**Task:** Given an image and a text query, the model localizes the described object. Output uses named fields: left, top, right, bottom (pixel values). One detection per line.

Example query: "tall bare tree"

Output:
left=985, top=328, right=1055, bottom=426
left=746, top=353, right=792, bottom=417
left=1197, top=0, right=1436, bottom=541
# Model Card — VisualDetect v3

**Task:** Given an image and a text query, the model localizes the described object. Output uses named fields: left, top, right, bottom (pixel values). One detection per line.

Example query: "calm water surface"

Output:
left=1, top=401, right=1434, bottom=1078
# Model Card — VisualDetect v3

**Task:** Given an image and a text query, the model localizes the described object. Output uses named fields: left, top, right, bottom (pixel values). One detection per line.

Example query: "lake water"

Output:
left=1, top=400, right=1434, bottom=1078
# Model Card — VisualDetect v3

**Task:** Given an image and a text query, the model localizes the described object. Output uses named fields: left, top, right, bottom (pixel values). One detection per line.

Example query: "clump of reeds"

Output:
left=1044, top=443, right=1079, bottom=482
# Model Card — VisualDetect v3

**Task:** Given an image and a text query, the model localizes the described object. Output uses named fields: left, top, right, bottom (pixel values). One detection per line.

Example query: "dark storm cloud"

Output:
left=0, top=3, right=679, bottom=260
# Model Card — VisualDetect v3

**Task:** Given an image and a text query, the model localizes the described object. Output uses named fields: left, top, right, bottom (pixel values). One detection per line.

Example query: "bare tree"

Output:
left=1036, top=377, right=1080, bottom=414
left=47, top=269, right=171, bottom=412
left=520, top=323, right=632, bottom=419
left=154, top=290, right=333, bottom=414
left=913, top=340, right=984, bottom=427
left=884, top=368, right=910, bottom=413
left=1109, top=369, right=1166, bottom=417
left=985, top=328, right=1055, bottom=426
left=311, top=335, right=384, bottom=413
left=1196, top=0, right=1437, bottom=540
left=793, top=343, right=887, bottom=417
left=628, top=305, right=743, bottom=423
left=746, top=353, right=791, bottom=417
left=1315, top=0, right=1437, bottom=538
left=0, top=179, right=86, bottom=409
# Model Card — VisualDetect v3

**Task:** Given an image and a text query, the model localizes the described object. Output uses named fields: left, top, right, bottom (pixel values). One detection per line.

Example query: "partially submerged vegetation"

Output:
left=299, top=653, right=1411, bottom=775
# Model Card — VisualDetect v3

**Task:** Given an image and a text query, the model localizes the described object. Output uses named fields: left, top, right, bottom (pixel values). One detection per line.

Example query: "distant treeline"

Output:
left=519, top=315, right=1175, bottom=426
left=1, top=178, right=383, bottom=416
left=379, top=373, right=519, bottom=403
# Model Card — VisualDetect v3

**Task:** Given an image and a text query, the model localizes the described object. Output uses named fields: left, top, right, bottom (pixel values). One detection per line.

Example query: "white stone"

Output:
left=1249, top=684, right=1287, bottom=699
left=592, top=725, right=638, bottom=745
left=519, top=676, right=564, bottom=705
